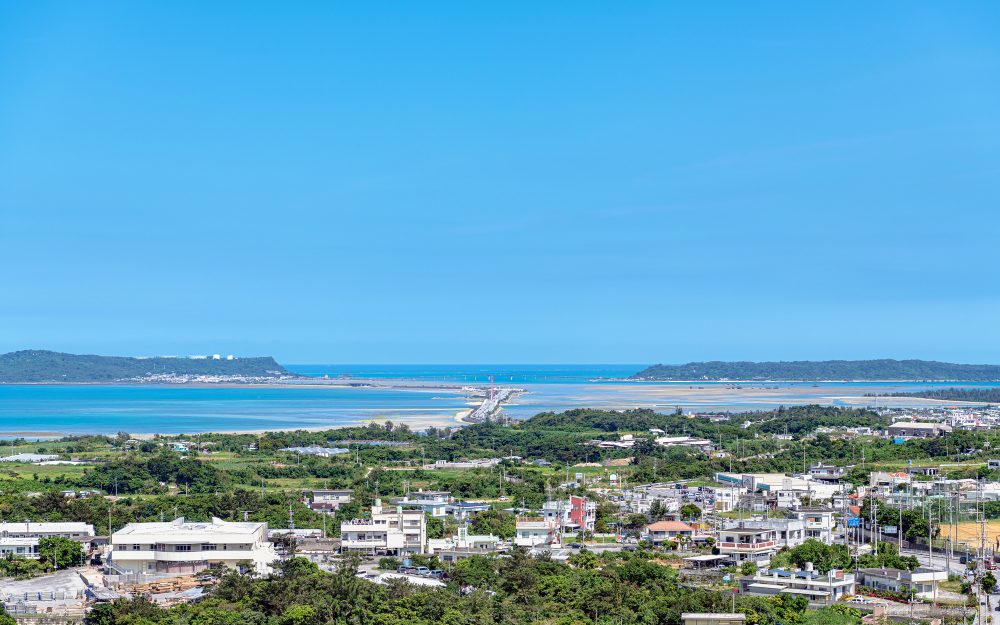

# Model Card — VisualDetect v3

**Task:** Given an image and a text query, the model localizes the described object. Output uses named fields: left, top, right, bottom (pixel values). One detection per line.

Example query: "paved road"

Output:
left=902, top=548, right=998, bottom=625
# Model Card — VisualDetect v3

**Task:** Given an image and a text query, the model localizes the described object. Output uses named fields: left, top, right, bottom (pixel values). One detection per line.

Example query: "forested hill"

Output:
left=0, top=350, right=289, bottom=382
left=868, top=387, right=1000, bottom=404
left=631, top=359, right=1000, bottom=381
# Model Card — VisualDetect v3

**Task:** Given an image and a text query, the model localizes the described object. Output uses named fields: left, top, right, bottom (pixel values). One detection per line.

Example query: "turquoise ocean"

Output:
left=2, top=364, right=998, bottom=436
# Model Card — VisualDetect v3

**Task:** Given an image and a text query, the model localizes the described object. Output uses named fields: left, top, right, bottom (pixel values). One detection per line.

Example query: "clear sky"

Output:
left=2, top=3, right=999, bottom=364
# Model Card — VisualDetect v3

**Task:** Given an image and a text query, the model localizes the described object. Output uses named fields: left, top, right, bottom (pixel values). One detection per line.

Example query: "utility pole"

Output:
left=947, top=494, right=954, bottom=574
left=898, top=497, right=903, bottom=552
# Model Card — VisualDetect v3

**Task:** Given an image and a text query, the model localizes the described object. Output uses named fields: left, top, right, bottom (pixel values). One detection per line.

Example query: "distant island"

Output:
left=0, top=350, right=290, bottom=383
left=631, top=359, right=1000, bottom=381
left=865, top=387, right=1000, bottom=403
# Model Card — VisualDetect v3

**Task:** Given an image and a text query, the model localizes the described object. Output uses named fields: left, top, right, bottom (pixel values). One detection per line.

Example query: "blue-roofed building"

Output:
left=446, top=501, right=491, bottom=521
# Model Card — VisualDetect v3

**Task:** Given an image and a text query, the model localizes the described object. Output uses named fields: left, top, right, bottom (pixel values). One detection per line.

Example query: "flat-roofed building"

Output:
left=857, top=567, right=948, bottom=599
left=110, top=517, right=277, bottom=576
left=681, top=613, right=746, bottom=625
left=0, top=537, right=40, bottom=558
left=340, top=499, right=426, bottom=556
left=514, top=518, right=559, bottom=547
left=307, top=489, right=353, bottom=513
left=0, top=521, right=96, bottom=542
left=740, top=565, right=855, bottom=602
left=886, top=422, right=951, bottom=438
left=446, top=501, right=491, bottom=521
left=792, top=507, right=837, bottom=544
left=391, top=491, right=452, bottom=518
left=541, top=496, right=596, bottom=533
left=427, top=527, right=499, bottom=562
left=718, top=522, right=778, bottom=566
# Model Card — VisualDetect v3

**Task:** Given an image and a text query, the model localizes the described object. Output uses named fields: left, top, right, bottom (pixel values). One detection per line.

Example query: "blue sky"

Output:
left=1, top=2, right=999, bottom=364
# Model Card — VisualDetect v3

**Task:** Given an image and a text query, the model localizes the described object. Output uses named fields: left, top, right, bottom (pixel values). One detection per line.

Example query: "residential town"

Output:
left=3, top=406, right=1000, bottom=625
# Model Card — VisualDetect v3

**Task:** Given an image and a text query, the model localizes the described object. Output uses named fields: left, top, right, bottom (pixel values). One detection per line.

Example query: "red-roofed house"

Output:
left=644, top=521, right=696, bottom=545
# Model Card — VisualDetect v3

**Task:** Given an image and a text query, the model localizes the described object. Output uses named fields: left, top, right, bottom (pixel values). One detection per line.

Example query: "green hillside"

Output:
left=0, top=350, right=289, bottom=382
left=632, top=359, right=1000, bottom=381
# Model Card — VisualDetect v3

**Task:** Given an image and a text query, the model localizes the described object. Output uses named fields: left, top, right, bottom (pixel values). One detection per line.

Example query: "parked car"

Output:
left=416, top=566, right=430, bottom=576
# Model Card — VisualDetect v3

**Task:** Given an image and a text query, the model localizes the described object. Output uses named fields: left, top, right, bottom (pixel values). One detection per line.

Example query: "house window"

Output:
left=132, top=544, right=141, bottom=550
left=175, top=544, right=192, bottom=552
left=202, top=544, right=217, bottom=551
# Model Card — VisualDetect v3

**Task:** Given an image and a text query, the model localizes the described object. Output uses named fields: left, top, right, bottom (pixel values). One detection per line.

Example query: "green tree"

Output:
left=469, top=510, right=516, bottom=539
left=0, top=606, right=15, bottom=625
left=983, top=571, right=997, bottom=594
left=740, top=560, right=759, bottom=576
left=680, top=503, right=702, bottom=520
left=39, top=536, right=83, bottom=569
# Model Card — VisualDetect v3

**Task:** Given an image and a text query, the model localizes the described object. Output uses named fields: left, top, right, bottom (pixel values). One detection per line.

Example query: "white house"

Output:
left=514, top=518, right=560, bottom=547
left=307, top=489, right=353, bottom=513
left=427, top=527, right=499, bottom=560
left=792, top=507, right=836, bottom=544
left=858, top=567, right=948, bottom=599
left=340, top=499, right=427, bottom=555
left=0, top=537, right=39, bottom=558
left=643, top=521, right=697, bottom=545
left=110, top=517, right=277, bottom=576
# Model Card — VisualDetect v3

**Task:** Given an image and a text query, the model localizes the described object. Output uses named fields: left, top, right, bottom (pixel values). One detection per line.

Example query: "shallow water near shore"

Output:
left=1, top=365, right=997, bottom=436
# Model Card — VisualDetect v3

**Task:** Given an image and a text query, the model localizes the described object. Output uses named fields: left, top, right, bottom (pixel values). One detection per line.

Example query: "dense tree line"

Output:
left=85, top=553, right=860, bottom=625
left=633, top=359, right=1000, bottom=381
left=868, top=387, right=1000, bottom=404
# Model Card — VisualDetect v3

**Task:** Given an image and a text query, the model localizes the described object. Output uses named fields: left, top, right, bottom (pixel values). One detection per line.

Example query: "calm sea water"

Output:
left=1, top=365, right=997, bottom=436
left=0, top=384, right=467, bottom=436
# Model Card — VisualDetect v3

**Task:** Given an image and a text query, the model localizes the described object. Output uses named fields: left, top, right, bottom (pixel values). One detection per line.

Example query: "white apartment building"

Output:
left=732, top=518, right=805, bottom=549
left=718, top=522, right=779, bottom=566
left=620, top=485, right=683, bottom=515
left=340, top=499, right=427, bottom=556
left=540, top=497, right=596, bottom=533
left=110, top=517, right=277, bottom=576
left=0, top=521, right=96, bottom=542
left=514, top=518, right=560, bottom=547
left=705, top=487, right=741, bottom=512
left=792, top=507, right=836, bottom=544
left=0, top=537, right=39, bottom=558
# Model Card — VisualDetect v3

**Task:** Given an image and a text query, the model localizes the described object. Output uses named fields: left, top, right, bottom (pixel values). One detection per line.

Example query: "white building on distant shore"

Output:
left=110, top=517, right=277, bottom=576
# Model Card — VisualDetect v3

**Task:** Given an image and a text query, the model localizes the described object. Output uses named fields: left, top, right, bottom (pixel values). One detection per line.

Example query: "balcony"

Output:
left=718, top=540, right=776, bottom=551
left=111, top=549, right=261, bottom=562
left=340, top=538, right=386, bottom=549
